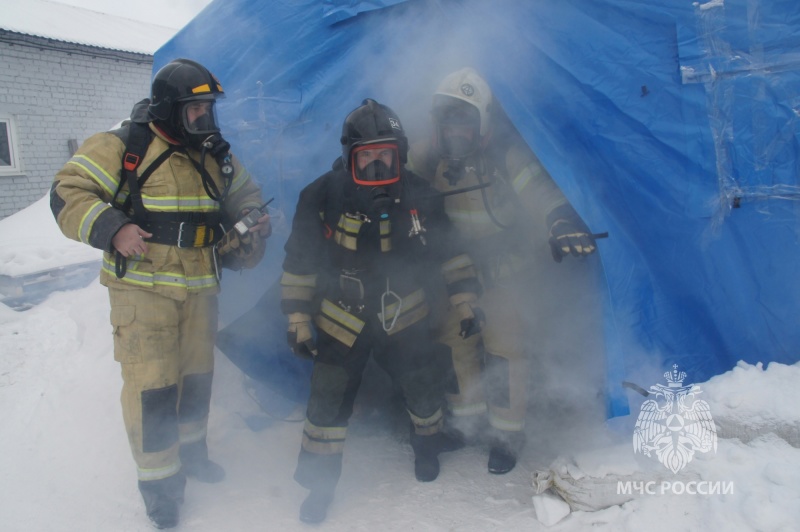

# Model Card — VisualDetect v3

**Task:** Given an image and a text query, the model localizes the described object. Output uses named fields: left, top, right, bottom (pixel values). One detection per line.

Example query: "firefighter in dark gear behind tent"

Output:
left=281, top=98, right=482, bottom=524
left=50, top=58, right=271, bottom=529
left=407, top=68, right=597, bottom=475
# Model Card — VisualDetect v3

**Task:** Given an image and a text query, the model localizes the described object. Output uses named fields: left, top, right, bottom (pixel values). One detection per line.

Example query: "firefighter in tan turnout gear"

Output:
left=50, top=59, right=271, bottom=529
left=281, top=99, right=482, bottom=524
left=407, top=68, right=597, bottom=475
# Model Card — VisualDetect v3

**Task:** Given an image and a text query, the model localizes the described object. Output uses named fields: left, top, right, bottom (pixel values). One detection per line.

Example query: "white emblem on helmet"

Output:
left=460, top=83, right=475, bottom=97
left=389, top=118, right=401, bottom=130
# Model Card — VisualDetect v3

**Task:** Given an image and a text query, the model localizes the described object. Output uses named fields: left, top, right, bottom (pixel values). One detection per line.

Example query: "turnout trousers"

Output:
left=295, top=315, right=445, bottom=491
left=108, top=286, right=218, bottom=482
left=438, top=275, right=528, bottom=442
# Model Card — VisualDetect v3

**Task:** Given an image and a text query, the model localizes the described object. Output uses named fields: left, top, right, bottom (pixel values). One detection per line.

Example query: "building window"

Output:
left=0, top=116, right=22, bottom=176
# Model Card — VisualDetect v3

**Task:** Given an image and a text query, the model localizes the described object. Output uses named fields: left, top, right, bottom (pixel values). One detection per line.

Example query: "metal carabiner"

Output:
left=380, top=277, right=402, bottom=332
left=345, top=211, right=371, bottom=224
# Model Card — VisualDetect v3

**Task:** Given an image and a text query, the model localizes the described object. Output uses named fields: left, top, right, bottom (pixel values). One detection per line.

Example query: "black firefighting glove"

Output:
left=451, top=293, right=485, bottom=339
left=548, top=209, right=597, bottom=263
left=287, top=312, right=317, bottom=359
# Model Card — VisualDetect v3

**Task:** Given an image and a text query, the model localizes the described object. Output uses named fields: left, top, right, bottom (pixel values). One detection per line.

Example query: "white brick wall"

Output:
left=0, top=33, right=153, bottom=219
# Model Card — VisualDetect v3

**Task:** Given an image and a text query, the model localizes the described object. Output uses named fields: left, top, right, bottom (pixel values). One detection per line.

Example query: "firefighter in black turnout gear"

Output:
left=281, top=99, right=482, bottom=523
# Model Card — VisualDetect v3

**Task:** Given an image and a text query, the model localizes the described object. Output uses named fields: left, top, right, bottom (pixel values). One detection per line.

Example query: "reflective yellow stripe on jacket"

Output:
left=78, top=201, right=112, bottom=244
left=141, top=196, right=220, bottom=212
left=67, top=154, right=120, bottom=196
left=377, top=288, right=430, bottom=335
left=314, top=299, right=366, bottom=347
left=440, top=253, right=477, bottom=285
left=332, top=215, right=392, bottom=253
left=379, top=219, right=391, bottom=252
left=333, top=214, right=363, bottom=251
left=101, top=255, right=218, bottom=290
left=280, top=272, right=317, bottom=303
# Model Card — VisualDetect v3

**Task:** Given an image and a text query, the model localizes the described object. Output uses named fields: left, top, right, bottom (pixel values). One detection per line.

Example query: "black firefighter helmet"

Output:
left=340, top=98, right=408, bottom=186
left=148, top=58, right=225, bottom=149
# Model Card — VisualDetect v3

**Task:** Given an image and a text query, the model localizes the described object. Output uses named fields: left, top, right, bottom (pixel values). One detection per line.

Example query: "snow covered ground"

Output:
left=1, top=201, right=799, bottom=531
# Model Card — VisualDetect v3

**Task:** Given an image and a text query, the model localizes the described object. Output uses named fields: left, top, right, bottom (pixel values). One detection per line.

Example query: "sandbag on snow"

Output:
left=532, top=456, right=702, bottom=515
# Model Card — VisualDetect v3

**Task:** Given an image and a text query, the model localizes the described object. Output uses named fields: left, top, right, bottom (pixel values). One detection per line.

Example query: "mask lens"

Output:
left=433, top=101, right=480, bottom=158
left=438, top=127, right=476, bottom=159
left=352, top=143, right=400, bottom=186
left=182, top=100, right=219, bottom=135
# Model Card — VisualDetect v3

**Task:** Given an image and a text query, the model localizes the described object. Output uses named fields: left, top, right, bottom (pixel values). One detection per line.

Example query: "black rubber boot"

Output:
left=410, top=430, right=441, bottom=482
left=487, top=431, right=525, bottom=475
left=138, top=473, right=186, bottom=529
left=487, top=446, right=517, bottom=474
left=414, top=451, right=440, bottom=482
left=299, top=488, right=335, bottom=524
left=179, top=440, right=225, bottom=483
left=294, top=449, right=342, bottom=524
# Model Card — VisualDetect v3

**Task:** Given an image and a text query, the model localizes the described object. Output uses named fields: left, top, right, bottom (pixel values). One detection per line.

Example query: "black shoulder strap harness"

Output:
left=111, top=122, right=228, bottom=279
left=112, top=122, right=173, bottom=219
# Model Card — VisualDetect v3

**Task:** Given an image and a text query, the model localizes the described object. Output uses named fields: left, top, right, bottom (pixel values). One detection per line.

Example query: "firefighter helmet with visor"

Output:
left=341, top=99, right=408, bottom=186
left=148, top=58, right=225, bottom=149
left=432, top=67, right=492, bottom=159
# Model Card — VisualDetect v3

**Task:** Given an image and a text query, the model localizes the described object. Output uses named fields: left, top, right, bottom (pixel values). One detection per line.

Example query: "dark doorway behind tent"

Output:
left=155, top=0, right=800, bottom=418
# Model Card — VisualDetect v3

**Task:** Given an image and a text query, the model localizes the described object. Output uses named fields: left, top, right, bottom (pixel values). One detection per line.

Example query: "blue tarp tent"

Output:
left=156, top=0, right=800, bottom=417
